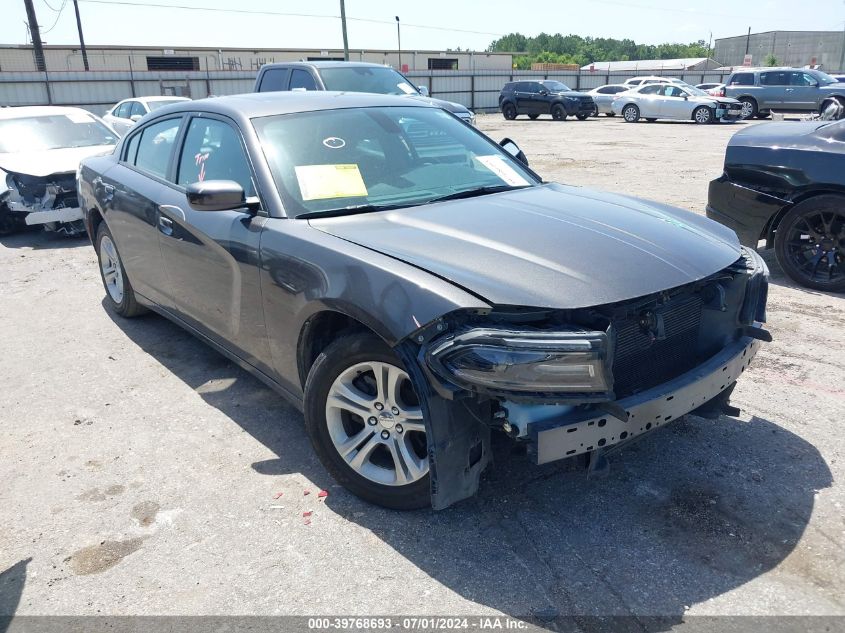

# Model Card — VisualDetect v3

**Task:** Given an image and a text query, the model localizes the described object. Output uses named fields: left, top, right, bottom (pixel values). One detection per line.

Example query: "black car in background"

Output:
left=707, top=119, right=845, bottom=292
left=78, top=92, right=769, bottom=511
left=499, top=80, right=596, bottom=121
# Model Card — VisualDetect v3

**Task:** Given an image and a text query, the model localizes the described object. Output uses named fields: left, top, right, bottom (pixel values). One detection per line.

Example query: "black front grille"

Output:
left=611, top=296, right=703, bottom=398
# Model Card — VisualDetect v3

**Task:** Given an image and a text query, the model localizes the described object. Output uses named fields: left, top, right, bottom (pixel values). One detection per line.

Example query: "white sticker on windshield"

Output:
left=476, top=155, right=530, bottom=187
left=295, top=164, right=368, bottom=201
left=397, top=83, right=417, bottom=95
left=66, top=112, right=93, bottom=124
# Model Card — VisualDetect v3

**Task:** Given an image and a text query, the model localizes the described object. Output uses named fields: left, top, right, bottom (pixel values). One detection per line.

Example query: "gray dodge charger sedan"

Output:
left=78, top=92, right=771, bottom=510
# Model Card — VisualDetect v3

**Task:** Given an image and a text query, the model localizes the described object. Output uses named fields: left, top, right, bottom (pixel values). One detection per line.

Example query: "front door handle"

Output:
left=158, top=215, right=174, bottom=236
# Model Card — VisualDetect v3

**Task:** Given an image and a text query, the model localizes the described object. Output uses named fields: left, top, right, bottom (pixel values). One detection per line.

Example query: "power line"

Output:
left=41, top=0, right=68, bottom=34
left=75, top=0, right=506, bottom=37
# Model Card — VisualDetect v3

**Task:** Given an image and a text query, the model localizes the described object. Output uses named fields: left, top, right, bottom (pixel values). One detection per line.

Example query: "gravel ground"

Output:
left=1, top=113, right=843, bottom=629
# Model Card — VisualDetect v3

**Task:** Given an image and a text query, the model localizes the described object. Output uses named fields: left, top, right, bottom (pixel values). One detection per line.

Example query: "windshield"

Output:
left=814, top=70, right=837, bottom=85
left=541, top=81, right=571, bottom=92
left=319, top=67, right=419, bottom=96
left=147, top=99, right=186, bottom=111
left=253, top=106, right=539, bottom=217
left=0, top=113, right=117, bottom=153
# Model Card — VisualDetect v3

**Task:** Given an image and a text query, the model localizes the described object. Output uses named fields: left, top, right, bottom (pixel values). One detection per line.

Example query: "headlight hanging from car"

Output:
left=425, top=328, right=612, bottom=395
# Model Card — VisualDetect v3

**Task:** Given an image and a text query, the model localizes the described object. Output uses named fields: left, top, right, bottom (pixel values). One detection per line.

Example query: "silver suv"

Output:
left=725, top=68, right=845, bottom=119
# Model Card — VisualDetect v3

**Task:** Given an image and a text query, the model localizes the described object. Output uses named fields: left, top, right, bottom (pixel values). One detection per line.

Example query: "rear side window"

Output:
left=129, top=101, right=146, bottom=118
left=259, top=68, right=288, bottom=92
left=639, top=84, right=662, bottom=95
left=627, top=79, right=642, bottom=86
left=760, top=71, right=790, bottom=86
left=115, top=102, right=131, bottom=118
left=599, top=86, right=626, bottom=94
left=176, top=118, right=255, bottom=196
left=131, top=117, right=182, bottom=179
left=729, top=73, right=754, bottom=86
left=290, top=69, right=317, bottom=90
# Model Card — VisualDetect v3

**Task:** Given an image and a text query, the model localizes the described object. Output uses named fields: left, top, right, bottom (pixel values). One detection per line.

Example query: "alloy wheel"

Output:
left=325, top=361, right=428, bottom=486
left=784, top=209, right=845, bottom=286
left=99, top=235, right=125, bottom=304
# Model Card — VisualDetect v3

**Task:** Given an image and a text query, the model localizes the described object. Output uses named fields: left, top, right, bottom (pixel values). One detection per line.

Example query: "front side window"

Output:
left=319, top=66, right=418, bottom=95
left=132, top=117, right=182, bottom=179
left=115, top=102, right=131, bottom=119
left=253, top=106, right=539, bottom=217
left=289, top=69, right=318, bottom=91
left=0, top=112, right=117, bottom=153
left=177, top=118, right=255, bottom=197
left=129, top=101, right=147, bottom=118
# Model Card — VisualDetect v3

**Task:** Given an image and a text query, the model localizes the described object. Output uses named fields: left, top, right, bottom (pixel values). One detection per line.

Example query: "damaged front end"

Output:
left=402, top=247, right=771, bottom=509
left=4, top=170, right=85, bottom=235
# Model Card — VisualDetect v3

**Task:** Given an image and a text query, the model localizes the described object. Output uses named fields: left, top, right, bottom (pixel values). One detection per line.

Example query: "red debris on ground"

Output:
left=302, top=511, right=313, bottom=517
left=303, top=490, right=311, bottom=496
left=272, top=492, right=284, bottom=499
left=304, top=519, right=311, bottom=526
left=317, top=490, right=328, bottom=500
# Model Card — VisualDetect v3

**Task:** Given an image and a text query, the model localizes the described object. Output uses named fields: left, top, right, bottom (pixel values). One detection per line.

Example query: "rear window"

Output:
left=729, top=73, right=754, bottom=86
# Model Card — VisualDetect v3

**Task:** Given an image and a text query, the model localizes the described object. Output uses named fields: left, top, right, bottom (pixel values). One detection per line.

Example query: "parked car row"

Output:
left=501, top=69, right=845, bottom=123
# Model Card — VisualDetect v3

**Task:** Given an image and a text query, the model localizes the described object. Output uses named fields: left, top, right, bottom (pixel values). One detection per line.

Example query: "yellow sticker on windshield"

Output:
left=294, top=164, right=368, bottom=201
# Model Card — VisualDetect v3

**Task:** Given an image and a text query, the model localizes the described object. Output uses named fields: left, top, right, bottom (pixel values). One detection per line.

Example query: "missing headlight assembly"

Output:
left=5, top=171, right=85, bottom=235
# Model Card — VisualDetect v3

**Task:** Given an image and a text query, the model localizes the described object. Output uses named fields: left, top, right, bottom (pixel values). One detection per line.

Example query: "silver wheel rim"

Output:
left=696, top=108, right=710, bottom=123
left=99, top=235, right=124, bottom=304
left=325, top=361, right=428, bottom=487
left=624, top=106, right=637, bottom=121
left=741, top=101, right=754, bottom=118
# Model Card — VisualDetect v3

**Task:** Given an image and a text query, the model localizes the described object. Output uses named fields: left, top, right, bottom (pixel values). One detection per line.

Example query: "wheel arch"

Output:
left=762, top=188, right=845, bottom=247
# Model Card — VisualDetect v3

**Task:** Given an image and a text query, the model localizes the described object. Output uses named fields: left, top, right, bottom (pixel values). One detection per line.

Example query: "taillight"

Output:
left=718, top=88, right=725, bottom=97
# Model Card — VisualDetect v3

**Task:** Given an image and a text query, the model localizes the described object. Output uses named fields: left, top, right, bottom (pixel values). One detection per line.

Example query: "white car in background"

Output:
left=611, top=83, right=744, bottom=124
left=103, top=96, right=190, bottom=135
left=623, top=76, right=691, bottom=87
left=587, top=84, right=630, bottom=115
left=0, top=106, right=118, bottom=235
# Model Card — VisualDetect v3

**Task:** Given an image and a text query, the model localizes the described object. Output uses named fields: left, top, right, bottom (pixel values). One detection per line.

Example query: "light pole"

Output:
left=395, top=16, right=401, bottom=71
left=339, top=0, right=349, bottom=61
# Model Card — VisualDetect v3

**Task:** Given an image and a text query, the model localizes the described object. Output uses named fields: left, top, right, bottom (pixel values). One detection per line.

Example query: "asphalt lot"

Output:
left=1, top=113, right=843, bottom=628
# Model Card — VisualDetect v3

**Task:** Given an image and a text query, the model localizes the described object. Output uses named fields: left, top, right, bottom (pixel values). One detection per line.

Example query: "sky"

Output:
left=2, top=0, right=843, bottom=52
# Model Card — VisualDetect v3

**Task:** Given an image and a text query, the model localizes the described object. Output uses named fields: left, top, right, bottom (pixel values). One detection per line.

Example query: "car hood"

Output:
left=0, top=145, right=115, bottom=178
left=405, top=94, right=472, bottom=115
left=728, top=120, right=829, bottom=146
left=551, top=91, right=592, bottom=98
left=309, top=183, right=742, bottom=308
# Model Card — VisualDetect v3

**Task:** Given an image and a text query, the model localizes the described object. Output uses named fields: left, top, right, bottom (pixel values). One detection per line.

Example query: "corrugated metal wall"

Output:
left=713, top=31, right=844, bottom=70
left=0, top=69, right=737, bottom=114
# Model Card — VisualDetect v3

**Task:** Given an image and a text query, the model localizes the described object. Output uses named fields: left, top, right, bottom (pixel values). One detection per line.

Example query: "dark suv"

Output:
left=254, top=61, right=475, bottom=125
left=725, top=68, right=845, bottom=119
left=499, top=80, right=596, bottom=121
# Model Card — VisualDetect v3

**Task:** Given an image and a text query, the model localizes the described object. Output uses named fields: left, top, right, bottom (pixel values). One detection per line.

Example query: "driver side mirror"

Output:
left=130, top=114, right=143, bottom=122
left=417, top=85, right=430, bottom=97
left=499, top=138, right=529, bottom=166
left=186, top=180, right=247, bottom=212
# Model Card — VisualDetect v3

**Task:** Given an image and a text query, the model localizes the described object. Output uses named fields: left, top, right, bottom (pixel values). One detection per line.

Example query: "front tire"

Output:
left=502, top=103, right=517, bottom=120
left=622, top=104, right=640, bottom=122
left=575, top=112, right=590, bottom=121
left=604, top=112, right=616, bottom=117
left=95, top=222, right=146, bottom=317
left=304, top=332, right=431, bottom=510
left=551, top=104, right=567, bottom=121
left=774, top=195, right=845, bottom=292
left=693, top=106, right=714, bottom=124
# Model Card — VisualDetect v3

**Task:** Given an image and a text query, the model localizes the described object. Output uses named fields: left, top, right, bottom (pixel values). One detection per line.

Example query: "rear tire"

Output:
left=304, top=332, right=431, bottom=510
left=622, top=104, right=640, bottom=122
left=502, top=103, right=517, bottom=120
left=95, top=222, right=147, bottom=317
left=773, top=195, right=845, bottom=292
left=575, top=112, right=590, bottom=121
left=645, top=118, right=656, bottom=122
left=551, top=104, right=567, bottom=121
left=604, top=112, right=616, bottom=117
left=739, top=97, right=758, bottom=119
left=755, top=111, right=771, bottom=119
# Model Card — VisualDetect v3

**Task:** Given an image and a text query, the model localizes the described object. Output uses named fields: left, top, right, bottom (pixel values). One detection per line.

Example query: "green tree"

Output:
left=764, top=54, right=779, bottom=66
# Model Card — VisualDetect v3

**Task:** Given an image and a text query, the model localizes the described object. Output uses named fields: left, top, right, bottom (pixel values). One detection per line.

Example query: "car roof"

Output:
left=260, top=61, right=394, bottom=70
left=0, top=105, right=95, bottom=120
left=149, top=90, right=434, bottom=121
left=139, top=96, right=191, bottom=102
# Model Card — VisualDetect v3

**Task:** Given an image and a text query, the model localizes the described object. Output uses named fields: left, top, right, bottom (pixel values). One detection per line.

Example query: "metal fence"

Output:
left=0, top=68, right=737, bottom=114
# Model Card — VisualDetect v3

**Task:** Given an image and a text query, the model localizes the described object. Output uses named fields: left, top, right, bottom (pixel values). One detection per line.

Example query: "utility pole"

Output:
left=23, top=0, right=46, bottom=71
left=745, top=26, right=751, bottom=56
left=339, top=0, right=349, bottom=61
left=395, top=16, right=401, bottom=71
left=72, top=0, right=89, bottom=70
